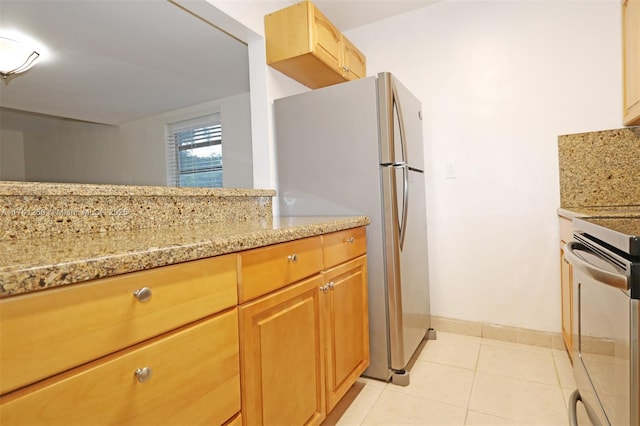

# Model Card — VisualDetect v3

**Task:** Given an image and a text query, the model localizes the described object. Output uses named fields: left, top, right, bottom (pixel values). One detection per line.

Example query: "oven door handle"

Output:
left=564, top=241, right=628, bottom=290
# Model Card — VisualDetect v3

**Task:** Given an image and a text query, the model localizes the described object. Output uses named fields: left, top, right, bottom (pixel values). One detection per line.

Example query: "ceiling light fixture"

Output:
left=0, top=36, right=40, bottom=80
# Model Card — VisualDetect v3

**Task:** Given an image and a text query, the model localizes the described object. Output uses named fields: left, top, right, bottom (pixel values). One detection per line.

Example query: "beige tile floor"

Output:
left=328, top=331, right=581, bottom=425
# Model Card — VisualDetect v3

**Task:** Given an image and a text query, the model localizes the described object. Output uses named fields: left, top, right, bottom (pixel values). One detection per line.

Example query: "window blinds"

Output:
left=166, top=114, right=222, bottom=188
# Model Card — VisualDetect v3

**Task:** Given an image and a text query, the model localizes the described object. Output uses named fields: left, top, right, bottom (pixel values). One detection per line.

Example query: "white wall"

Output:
left=207, top=0, right=309, bottom=191
left=15, top=92, right=252, bottom=187
left=203, top=1, right=624, bottom=332
left=344, top=0, right=622, bottom=332
left=0, top=129, right=26, bottom=181
left=186, top=0, right=623, bottom=333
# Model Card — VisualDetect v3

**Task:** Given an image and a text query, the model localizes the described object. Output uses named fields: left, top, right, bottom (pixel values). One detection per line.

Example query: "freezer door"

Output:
left=377, top=72, right=425, bottom=171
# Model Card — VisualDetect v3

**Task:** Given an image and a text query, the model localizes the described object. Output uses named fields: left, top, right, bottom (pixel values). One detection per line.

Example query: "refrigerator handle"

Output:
left=392, top=78, right=409, bottom=250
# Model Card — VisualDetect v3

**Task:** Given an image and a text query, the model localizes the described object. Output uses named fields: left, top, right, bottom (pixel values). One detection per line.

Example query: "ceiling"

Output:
left=0, top=0, right=434, bottom=127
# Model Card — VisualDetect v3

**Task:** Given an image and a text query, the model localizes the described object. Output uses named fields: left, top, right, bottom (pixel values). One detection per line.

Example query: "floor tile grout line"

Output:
left=355, top=380, right=387, bottom=425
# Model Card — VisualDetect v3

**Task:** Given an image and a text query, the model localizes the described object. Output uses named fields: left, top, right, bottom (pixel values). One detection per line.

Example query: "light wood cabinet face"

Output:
left=0, top=311, right=241, bottom=426
left=322, top=227, right=367, bottom=269
left=311, top=5, right=342, bottom=73
left=239, top=236, right=323, bottom=303
left=341, top=36, right=367, bottom=81
left=323, top=255, right=370, bottom=412
left=623, top=0, right=640, bottom=125
left=239, top=274, right=326, bottom=426
left=0, top=254, right=237, bottom=395
left=264, top=0, right=366, bottom=89
left=264, top=1, right=309, bottom=64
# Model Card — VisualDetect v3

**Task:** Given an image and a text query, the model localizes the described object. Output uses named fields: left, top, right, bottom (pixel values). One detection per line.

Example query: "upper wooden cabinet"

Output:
left=623, top=0, right=640, bottom=125
left=265, top=1, right=367, bottom=89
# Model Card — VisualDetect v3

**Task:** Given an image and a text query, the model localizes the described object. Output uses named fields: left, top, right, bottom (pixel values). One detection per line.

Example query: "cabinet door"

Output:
left=560, top=244, right=573, bottom=360
left=311, top=4, right=342, bottom=74
left=341, top=36, right=367, bottom=81
left=623, top=0, right=640, bottom=125
left=323, top=255, right=370, bottom=412
left=239, top=275, right=326, bottom=426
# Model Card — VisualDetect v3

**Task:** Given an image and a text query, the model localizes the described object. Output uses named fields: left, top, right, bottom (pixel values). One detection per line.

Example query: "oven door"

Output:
left=565, top=240, right=631, bottom=426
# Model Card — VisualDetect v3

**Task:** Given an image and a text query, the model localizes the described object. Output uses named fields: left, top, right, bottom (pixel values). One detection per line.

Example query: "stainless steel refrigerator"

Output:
left=274, top=72, right=432, bottom=384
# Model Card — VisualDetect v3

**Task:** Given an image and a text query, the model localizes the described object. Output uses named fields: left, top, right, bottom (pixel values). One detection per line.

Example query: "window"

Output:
left=166, top=114, right=222, bottom=188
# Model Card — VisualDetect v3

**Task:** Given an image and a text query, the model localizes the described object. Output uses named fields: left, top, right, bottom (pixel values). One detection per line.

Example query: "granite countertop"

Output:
left=0, top=216, right=370, bottom=298
left=557, top=205, right=640, bottom=220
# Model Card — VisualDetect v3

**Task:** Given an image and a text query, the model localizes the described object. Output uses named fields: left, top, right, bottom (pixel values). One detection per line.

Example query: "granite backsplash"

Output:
left=558, top=127, right=640, bottom=207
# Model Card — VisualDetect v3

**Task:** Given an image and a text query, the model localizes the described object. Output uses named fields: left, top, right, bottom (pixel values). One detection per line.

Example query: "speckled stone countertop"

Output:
left=557, top=205, right=640, bottom=220
left=0, top=215, right=370, bottom=298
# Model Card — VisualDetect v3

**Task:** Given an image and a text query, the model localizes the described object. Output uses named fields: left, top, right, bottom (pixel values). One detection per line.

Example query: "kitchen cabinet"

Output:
left=0, top=312, right=240, bottom=426
left=239, top=274, right=327, bottom=426
left=341, top=35, right=367, bottom=81
left=239, top=227, right=369, bottom=425
left=559, top=216, right=573, bottom=361
left=322, top=255, right=369, bottom=413
left=264, top=1, right=367, bottom=89
left=623, top=0, right=640, bottom=125
left=0, top=224, right=368, bottom=426
left=0, top=255, right=241, bottom=425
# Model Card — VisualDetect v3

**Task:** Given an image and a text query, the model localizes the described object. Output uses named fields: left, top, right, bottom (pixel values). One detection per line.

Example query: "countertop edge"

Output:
left=0, top=216, right=370, bottom=298
left=557, top=208, right=586, bottom=220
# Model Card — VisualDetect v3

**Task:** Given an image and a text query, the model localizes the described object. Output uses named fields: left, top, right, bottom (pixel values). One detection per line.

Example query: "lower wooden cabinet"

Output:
left=239, top=275, right=327, bottom=426
left=0, top=311, right=241, bottom=426
left=0, top=227, right=369, bottom=426
left=323, top=255, right=369, bottom=412
left=239, top=254, right=370, bottom=425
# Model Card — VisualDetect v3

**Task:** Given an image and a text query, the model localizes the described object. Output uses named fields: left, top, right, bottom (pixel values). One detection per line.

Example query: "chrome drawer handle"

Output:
left=134, top=367, right=153, bottom=383
left=133, top=287, right=152, bottom=303
left=287, top=254, right=298, bottom=263
left=345, top=237, right=355, bottom=244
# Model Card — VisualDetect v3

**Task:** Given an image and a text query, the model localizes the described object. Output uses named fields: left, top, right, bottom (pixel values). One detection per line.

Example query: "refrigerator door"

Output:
left=379, top=73, right=431, bottom=372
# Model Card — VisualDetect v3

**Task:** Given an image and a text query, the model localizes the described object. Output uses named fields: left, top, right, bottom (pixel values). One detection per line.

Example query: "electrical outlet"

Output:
left=445, top=162, right=457, bottom=179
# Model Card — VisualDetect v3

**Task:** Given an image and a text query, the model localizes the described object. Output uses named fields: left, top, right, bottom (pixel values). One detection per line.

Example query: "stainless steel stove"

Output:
left=565, top=215, right=640, bottom=425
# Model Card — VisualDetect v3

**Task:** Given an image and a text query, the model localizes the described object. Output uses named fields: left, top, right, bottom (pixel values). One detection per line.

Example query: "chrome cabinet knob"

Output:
left=345, top=237, right=355, bottom=244
left=287, top=254, right=298, bottom=263
left=134, top=367, right=153, bottom=383
left=328, top=282, right=335, bottom=290
left=133, top=287, right=152, bottom=303
left=320, top=284, right=329, bottom=294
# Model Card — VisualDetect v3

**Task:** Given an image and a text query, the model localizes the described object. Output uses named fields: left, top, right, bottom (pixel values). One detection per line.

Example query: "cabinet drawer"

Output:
left=239, top=236, right=323, bottom=303
left=0, top=310, right=240, bottom=426
left=322, top=227, right=367, bottom=269
left=0, top=254, right=237, bottom=395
